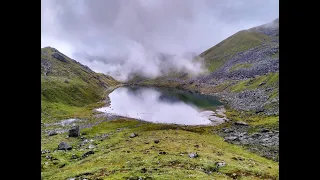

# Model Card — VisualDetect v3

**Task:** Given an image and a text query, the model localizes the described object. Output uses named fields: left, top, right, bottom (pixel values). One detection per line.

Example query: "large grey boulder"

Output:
left=58, top=142, right=72, bottom=150
left=69, top=126, right=80, bottom=137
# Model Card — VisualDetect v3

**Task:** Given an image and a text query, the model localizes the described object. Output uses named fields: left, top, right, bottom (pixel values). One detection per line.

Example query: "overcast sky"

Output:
left=41, top=0, right=279, bottom=80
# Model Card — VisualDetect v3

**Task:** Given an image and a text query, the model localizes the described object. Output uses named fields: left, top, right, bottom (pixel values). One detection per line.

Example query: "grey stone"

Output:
left=69, top=126, right=80, bottom=137
left=234, top=121, right=249, bottom=126
left=251, top=133, right=262, bottom=138
left=48, top=130, right=58, bottom=136
left=80, top=139, right=89, bottom=146
left=71, top=154, right=78, bottom=159
left=88, top=144, right=96, bottom=149
left=82, top=150, right=94, bottom=158
left=224, top=136, right=239, bottom=141
left=58, top=142, right=72, bottom=150
left=260, top=128, right=270, bottom=133
left=216, top=161, right=226, bottom=168
left=129, top=133, right=138, bottom=138
left=188, top=153, right=198, bottom=158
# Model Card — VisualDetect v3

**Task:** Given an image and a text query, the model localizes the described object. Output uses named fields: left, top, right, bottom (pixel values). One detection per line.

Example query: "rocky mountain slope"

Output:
left=128, top=18, right=279, bottom=116
left=41, top=19, right=279, bottom=179
left=41, top=47, right=119, bottom=121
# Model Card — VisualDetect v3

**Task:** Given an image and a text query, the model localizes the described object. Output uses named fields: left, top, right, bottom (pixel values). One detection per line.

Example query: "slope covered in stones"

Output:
left=129, top=18, right=279, bottom=116
left=41, top=47, right=119, bottom=121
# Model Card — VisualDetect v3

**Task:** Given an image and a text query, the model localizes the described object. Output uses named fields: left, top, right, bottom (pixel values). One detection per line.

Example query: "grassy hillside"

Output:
left=41, top=118, right=279, bottom=180
left=41, top=47, right=119, bottom=122
left=41, top=19, right=279, bottom=179
left=199, top=30, right=271, bottom=72
left=129, top=18, right=279, bottom=115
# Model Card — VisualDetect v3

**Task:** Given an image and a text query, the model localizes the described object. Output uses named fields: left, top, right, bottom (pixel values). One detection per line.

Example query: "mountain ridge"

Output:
left=41, top=47, right=119, bottom=121
left=128, top=18, right=279, bottom=116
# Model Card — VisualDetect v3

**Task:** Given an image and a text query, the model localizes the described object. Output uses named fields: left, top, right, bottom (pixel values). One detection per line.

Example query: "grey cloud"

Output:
left=41, top=0, right=278, bottom=81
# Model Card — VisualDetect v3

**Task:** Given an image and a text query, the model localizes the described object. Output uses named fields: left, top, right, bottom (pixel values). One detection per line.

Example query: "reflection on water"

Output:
left=96, top=86, right=226, bottom=125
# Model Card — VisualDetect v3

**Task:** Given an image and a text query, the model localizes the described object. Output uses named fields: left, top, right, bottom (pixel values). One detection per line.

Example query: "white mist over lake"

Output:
left=96, top=87, right=227, bottom=125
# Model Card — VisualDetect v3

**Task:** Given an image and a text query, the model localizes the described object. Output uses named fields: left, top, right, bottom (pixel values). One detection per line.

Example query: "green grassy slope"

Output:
left=41, top=119, right=279, bottom=180
left=41, top=47, right=119, bottom=122
left=199, top=30, right=270, bottom=72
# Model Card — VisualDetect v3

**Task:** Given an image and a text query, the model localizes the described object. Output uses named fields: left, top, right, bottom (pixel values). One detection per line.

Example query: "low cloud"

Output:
left=41, top=0, right=278, bottom=81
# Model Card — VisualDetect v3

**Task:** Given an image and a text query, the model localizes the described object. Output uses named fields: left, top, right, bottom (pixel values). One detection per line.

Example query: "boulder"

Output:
left=129, top=133, right=138, bottom=138
left=48, top=130, right=57, bottom=136
left=188, top=153, right=198, bottom=158
left=224, top=136, right=239, bottom=141
left=82, top=150, right=94, bottom=158
left=69, top=126, right=80, bottom=137
left=234, top=121, right=248, bottom=126
left=58, top=142, right=72, bottom=150
left=216, top=161, right=226, bottom=168
left=260, top=128, right=270, bottom=133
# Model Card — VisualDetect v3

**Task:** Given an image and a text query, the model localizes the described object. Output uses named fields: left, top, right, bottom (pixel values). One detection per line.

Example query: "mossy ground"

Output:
left=42, top=118, right=278, bottom=180
left=230, top=73, right=279, bottom=93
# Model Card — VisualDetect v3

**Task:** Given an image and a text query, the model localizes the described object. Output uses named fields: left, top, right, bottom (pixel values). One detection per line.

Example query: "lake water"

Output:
left=96, top=86, right=227, bottom=125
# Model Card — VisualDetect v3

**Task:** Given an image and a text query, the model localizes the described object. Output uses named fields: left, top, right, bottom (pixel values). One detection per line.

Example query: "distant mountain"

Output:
left=129, top=18, right=279, bottom=115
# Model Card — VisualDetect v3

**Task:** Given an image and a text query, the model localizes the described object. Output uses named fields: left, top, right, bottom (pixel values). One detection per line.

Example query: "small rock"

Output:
left=88, top=144, right=96, bottom=149
left=259, top=82, right=266, bottom=86
left=58, top=142, right=72, bottom=150
left=129, top=133, right=138, bottom=138
left=255, top=108, right=264, bottom=114
left=82, top=150, right=94, bottom=158
left=69, top=126, right=80, bottom=137
left=222, top=128, right=234, bottom=133
left=224, top=136, right=239, bottom=141
left=216, top=161, right=226, bottom=168
left=80, top=139, right=89, bottom=146
left=141, top=168, right=147, bottom=173
left=194, top=145, right=199, bottom=148
left=260, top=128, right=270, bottom=133
left=251, top=133, right=262, bottom=138
left=101, top=134, right=109, bottom=139
left=188, top=153, right=198, bottom=158
left=64, top=79, right=69, bottom=83
left=232, top=157, right=244, bottom=161
left=48, top=130, right=58, bottom=136
left=71, top=154, right=78, bottom=159
left=234, top=121, right=248, bottom=126
left=261, top=138, right=271, bottom=142
left=154, top=140, right=160, bottom=144
left=41, top=149, right=51, bottom=154
left=45, top=155, right=52, bottom=160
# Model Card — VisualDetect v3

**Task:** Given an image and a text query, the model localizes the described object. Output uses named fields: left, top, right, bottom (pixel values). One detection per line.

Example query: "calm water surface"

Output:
left=96, top=86, right=226, bottom=125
